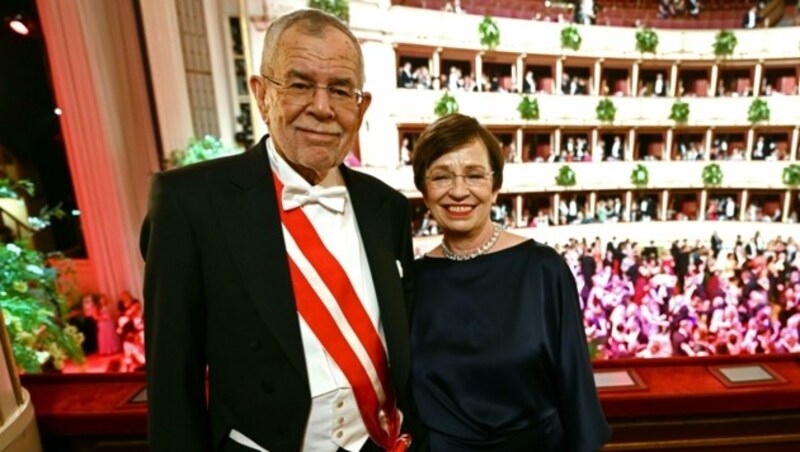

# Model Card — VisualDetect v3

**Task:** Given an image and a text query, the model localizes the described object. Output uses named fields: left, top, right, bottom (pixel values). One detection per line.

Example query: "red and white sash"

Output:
left=273, top=173, right=411, bottom=451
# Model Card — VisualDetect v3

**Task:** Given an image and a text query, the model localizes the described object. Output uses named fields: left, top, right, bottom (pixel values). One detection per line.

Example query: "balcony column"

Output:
left=475, top=52, right=483, bottom=92
left=709, top=63, right=719, bottom=97
left=665, top=129, right=673, bottom=161
left=670, top=63, right=679, bottom=97
left=515, top=128, right=523, bottom=163
left=746, top=128, right=755, bottom=160
left=589, top=192, right=597, bottom=219
left=631, top=61, right=640, bottom=97
left=626, top=129, right=636, bottom=161
left=554, top=129, right=562, bottom=158
left=624, top=191, right=633, bottom=222
left=556, top=57, right=564, bottom=95
left=515, top=195, right=524, bottom=227
left=591, top=128, right=601, bottom=162
left=739, top=189, right=749, bottom=221
left=699, top=189, right=708, bottom=221
left=551, top=193, right=560, bottom=224
left=594, top=59, right=603, bottom=96
left=661, top=190, right=669, bottom=221
left=790, top=127, right=799, bottom=161
left=432, top=48, right=441, bottom=90
left=782, top=190, right=791, bottom=223
left=753, top=60, right=764, bottom=97
left=704, top=128, right=714, bottom=161
left=516, top=54, right=526, bottom=93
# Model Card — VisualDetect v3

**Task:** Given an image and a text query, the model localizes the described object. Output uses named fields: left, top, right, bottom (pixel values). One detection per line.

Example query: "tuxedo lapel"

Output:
left=344, top=167, right=409, bottom=390
left=210, top=140, right=307, bottom=378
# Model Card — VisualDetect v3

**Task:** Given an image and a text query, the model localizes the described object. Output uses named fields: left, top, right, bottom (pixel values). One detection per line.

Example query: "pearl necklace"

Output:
left=441, top=223, right=502, bottom=261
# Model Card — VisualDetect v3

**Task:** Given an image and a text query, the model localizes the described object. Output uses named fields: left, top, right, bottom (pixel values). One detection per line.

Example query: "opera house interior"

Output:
left=0, top=0, right=799, bottom=450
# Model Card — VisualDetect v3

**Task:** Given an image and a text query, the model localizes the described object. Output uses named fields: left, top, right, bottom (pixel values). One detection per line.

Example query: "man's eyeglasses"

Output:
left=262, top=75, right=364, bottom=108
left=425, top=171, right=494, bottom=189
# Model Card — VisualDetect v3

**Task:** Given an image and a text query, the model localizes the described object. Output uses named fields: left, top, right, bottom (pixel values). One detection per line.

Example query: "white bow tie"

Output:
left=282, top=184, right=348, bottom=213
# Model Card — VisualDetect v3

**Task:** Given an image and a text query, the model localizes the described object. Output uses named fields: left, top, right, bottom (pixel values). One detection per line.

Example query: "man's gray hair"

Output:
left=260, top=9, right=366, bottom=85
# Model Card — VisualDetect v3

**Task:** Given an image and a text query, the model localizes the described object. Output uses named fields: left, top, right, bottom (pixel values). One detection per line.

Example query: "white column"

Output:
left=361, top=41, right=401, bottom=167
left=710, top=63, right=719, bottom=97
left=37, top=0, right=162, bottom=298
left=138, top=0, right=195, bottom=155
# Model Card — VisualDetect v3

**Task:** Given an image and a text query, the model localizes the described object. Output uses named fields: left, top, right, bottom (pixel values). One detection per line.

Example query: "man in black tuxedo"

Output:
left=142, top=9, right=418, bottom=452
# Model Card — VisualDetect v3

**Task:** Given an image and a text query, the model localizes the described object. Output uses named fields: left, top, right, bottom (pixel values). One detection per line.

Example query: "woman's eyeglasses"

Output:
left=425, top=171, right=494, bottom=189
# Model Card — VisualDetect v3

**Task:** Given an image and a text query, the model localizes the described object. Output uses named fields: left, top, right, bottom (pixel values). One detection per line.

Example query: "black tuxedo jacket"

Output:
left=141, top=137, right=416, bottom=451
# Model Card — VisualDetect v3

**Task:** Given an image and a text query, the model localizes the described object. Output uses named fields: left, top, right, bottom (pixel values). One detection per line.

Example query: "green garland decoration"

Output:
left=747, top=98, right=770, bottom=123
left=630, top=164, right=650, bottom=187
left=782, top=164, right=800, bottom=186
left=713, top=30, right=738, bottom=57
left=517, top=95, right=539, bottom=120
left=635, top=28, right=659, bottom=54
left=555, top=165, right=577, bottom=187
left=560, top=25, right=582, bottom=51
left=669, top=99, right=690, bottom=123
left=308, top=0, right=350, bottom=23
left=595, top=98, right=617, bottom=122
left=702, top=163, right=723, bottom=186
left=478, top=16, right=500, bottom=50
left=433, top=91, right=459, bottom=117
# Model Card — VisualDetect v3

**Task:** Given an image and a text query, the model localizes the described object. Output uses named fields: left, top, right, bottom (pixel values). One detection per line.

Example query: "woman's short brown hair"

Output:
left=411, top=113, right=504, bottom=193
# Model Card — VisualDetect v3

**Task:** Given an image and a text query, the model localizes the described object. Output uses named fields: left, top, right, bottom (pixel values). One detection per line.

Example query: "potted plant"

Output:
left=713, top=30, right=737, bottom=57
left=308, top=0, right=350, bottom=23
left=635, top=27, right=659, bottom=54
left=555, top=165, right=577, bottom=187
left=169, top=135, right=238, bottom=168
left=0, top=178, right=83, bottom=373
left=478, top=16, right=500, bottom=50
left=669, top=99, right=690, bottom=124
left=782, top=164, right=800, bottom=186
left=747, top=98, right=770, bottom=123
left=517, top=95, right=539, bottom=120
left=630, top=164, right=649, bottom=187
left=434, top=91, right=459, bottom=117
left=702, top=163, right=723, bottom=186
left=595, top=98, right=616, bottom=122
left=560, top=25, right=582, bottom=51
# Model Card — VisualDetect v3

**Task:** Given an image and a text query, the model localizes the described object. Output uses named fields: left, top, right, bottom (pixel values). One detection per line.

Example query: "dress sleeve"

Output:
left=552, top=255, right=612, bottom=451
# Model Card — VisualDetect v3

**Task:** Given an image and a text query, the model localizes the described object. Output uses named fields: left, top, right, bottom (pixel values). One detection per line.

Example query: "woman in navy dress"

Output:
left=410, top=114, right=610, bottom=451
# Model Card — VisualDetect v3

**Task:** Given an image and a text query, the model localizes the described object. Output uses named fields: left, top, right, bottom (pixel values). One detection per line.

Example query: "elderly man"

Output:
left=142, top=9, right=418, bottom=452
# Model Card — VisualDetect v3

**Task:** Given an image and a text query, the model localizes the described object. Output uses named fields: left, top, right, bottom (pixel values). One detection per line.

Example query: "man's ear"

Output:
left=249, top=75, right=269, bottom=123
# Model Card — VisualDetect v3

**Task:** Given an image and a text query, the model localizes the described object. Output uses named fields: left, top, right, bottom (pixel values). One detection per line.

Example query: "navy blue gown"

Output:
left=411, top=240, right=610, bottom=451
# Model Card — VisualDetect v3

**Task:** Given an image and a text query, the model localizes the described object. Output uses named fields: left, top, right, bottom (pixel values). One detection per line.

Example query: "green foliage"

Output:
left=0, top=179, right=34, bottom=199
left=669, top=99, right=690, bottom=123
left=702, top=163, right=723, bottom=186
left=595, top=98, right=617, bottom=122
left=555, top=165, right=577, bottom=187
left=630, top=164, right=649, bottom=187
left=308, top=0, right=350, bottom=23
left=0, top=242, right=85, bottom=373
left=478, top=16, right=500, bottom=50
left=713, top=30, right=738, bottom=57
left=782, top=164, right=800, bottom=186
left=560, top=25, right=582, bottom=51
left=635, top=27, right=659, bottom=54
left=517, top=95, right=539, bottom=120
left=747, top=98, right=770, bottom=123
left=434, top=91, right=459, bottom=117
left=0, top=178, right=66, bottom=234
left=169, top=135, right=238, bottom=168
